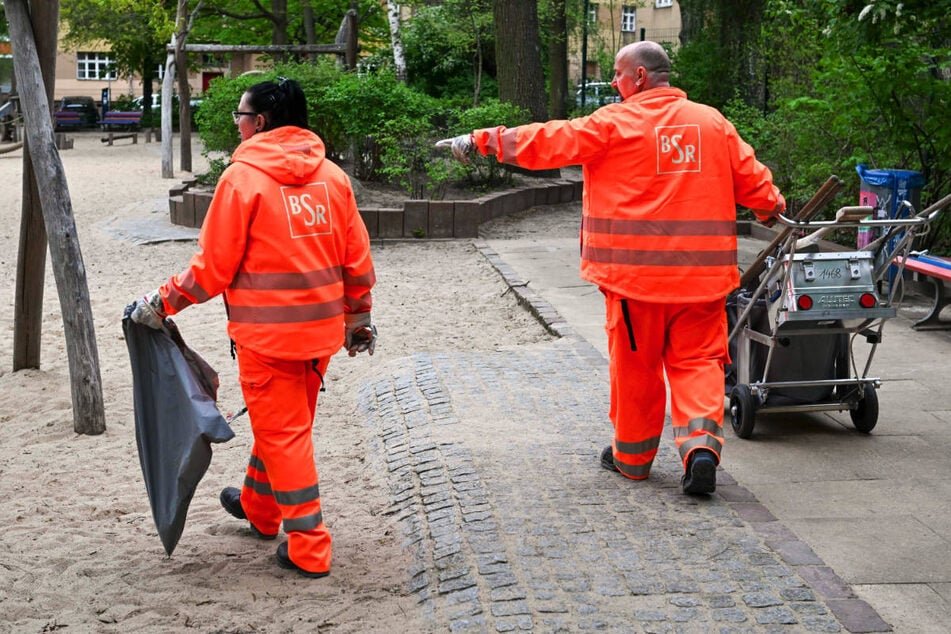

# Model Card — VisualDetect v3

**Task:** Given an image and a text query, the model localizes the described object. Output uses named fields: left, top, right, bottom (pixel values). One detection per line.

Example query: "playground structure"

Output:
left=1, top=97, right=24, bottom=150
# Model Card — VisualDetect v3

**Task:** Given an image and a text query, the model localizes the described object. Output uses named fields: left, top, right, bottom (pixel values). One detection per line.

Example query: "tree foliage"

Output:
left=60, top=0, right=173, bottom=86
left=400, top=1, right=495, bottom=104
left=677, top=0, right=951, bottom=250
left=191, top=0, right=386, bottom=47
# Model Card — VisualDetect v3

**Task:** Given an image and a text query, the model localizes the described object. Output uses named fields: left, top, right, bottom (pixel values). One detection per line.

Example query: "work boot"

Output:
left=276, top=542, right=329, bottom=579
left=219, top=487, right=278, bottom=540
left=600, top=446, right=618, bottom=473
left=681, top=449, right=717, bottom=495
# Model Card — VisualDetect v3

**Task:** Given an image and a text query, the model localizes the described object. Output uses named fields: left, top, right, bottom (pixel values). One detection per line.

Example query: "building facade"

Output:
left=51, top=37, right=236, bottom=107
left=572, top=0, right=682, bottom=82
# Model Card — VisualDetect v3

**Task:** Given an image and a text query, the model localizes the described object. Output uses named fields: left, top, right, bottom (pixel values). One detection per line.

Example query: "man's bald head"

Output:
left=617, top=41, right=671, bottom=77
left=612, top=41, right=671, bottom=99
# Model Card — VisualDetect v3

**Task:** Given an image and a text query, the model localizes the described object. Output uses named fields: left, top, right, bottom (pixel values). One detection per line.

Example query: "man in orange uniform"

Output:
left=131, top=79, right=376, bottom=576
left=441, top=41, right=783, bottom=494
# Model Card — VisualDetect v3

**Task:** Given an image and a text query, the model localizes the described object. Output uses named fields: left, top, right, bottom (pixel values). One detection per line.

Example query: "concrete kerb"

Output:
left=363, top=175, right=584, bottom=240
left=167, top=174, right=585, bottom=237
left=475, top=241, right=578, bottom=341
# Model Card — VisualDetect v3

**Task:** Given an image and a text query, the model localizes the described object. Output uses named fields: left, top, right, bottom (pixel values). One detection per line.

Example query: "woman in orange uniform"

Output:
left=442, top=42, right=783, bottom=495
left=131, top=78, right=376, bottom=576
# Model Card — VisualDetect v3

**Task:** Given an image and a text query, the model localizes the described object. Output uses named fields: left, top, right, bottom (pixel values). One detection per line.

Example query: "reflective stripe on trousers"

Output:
left=236, top=345, right=332, bottom=574
left=604, top=291, right=727, bottom=478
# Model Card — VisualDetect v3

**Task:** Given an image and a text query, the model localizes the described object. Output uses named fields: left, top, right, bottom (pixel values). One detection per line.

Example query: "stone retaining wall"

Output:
left=169, top=176, right=584, bottom=237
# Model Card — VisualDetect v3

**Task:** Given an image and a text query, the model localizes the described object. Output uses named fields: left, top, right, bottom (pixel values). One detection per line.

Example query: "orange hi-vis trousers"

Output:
left=236, top=345, right=332, bottom=574
left=603, top=291, right=727, bottom=479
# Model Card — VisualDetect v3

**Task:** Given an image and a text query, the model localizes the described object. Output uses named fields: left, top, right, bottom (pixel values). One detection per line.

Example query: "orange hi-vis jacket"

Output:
left=159, top=126, right=375, bottom=359
left=473, top=87, right=784, bottom=303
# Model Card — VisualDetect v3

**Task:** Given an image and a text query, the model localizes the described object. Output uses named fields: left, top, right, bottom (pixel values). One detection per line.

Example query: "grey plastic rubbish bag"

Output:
left=122, top=305, right=234, bottom=556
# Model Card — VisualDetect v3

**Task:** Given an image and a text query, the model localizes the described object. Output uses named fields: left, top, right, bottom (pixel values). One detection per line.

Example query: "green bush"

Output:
left=445, top=100, right=532, bottom=189
left=311, top=69, right=440, bottom=181
left=110, top=94, right=138, bottom=111
left=194, top=62, right=533, bottom=198
left=195, top=62, right=344, bottom=184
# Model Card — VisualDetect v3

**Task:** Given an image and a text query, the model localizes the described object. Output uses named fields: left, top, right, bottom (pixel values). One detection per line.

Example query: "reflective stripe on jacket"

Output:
left=159, top=126, right=375, bottom=359
left=473, top=87, right=783, bottom=303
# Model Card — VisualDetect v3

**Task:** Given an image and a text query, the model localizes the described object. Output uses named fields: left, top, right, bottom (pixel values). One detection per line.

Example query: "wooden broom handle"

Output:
left=738, top=175, right=844, bottom=288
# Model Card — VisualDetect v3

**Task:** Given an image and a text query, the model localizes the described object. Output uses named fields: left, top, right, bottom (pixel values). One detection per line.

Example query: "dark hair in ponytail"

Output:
left=245, top=78, right=309, bottom=131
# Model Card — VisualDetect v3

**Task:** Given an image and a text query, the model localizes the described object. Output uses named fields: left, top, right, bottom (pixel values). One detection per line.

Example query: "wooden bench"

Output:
left=54, top=110, right=84, bottom=129
left=100, top=111, right=142, bottom=145
left=895, top=254, right=951, bottom=330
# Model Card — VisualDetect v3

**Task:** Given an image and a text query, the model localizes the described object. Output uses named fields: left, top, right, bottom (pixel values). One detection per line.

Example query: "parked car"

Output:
left=575, top=82, right=621, bottom=108
left=57, top=96, right=100, bottom=128
left=132, top=94, right=203, bottom=112
left=132, top=94, right=202, bottom=126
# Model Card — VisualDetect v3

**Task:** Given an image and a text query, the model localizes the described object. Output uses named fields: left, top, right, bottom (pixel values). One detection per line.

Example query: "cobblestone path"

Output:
left=358, top=339, right=847, bottom=633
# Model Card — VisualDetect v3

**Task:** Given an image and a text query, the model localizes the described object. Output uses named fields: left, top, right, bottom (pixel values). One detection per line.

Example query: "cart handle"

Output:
left=794, top=207, right=875, bottom=249
left=775, top=202, right=937, bottom=229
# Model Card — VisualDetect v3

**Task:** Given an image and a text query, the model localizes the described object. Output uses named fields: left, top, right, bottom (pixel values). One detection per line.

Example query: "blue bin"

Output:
left=856, top=165, right=925, bottom=247
left=856, top=165, right=926, bottom=291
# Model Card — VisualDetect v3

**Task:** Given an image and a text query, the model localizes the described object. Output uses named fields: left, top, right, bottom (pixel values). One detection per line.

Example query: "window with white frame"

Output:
left=621, top=6, right=636, bottom=32
left=588, top=3, right=599, bottom=23
left=655, top=0, right=673, bottom=8
left=76, top=52, right=116, bottom=80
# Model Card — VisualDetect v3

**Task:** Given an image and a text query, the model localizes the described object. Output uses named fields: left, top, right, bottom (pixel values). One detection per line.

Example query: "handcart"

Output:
left=726, top=181, right=951, bottom=439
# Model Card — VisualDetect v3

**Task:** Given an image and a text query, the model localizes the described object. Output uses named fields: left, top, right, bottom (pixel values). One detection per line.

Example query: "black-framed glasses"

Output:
left=232, top=110, right=257, bottom=123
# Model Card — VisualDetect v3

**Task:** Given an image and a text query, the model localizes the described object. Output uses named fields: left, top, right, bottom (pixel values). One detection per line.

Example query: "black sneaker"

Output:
left=276, top=541, right=330, bottom=579
left=682, top=450, right=717, bottom=495
left=219, top=487, right=278, bottom=540
left=600, top=446, right=617, bottom=472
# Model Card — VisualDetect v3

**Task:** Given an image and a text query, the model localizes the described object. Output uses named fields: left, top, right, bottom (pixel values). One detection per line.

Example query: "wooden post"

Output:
left=161, top=35, right=175, bottom=179
left=6, top=0, right=106, bottom=435
left=13, top=0, right=57, bottom=371
left=345, top=9, right=358, bottom=70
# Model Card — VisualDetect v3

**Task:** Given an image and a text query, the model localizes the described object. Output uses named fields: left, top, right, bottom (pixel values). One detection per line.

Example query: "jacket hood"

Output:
left=230, top=126, right=327, bottom=185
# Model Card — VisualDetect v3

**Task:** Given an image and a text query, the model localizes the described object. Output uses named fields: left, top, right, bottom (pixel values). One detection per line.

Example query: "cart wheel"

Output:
left=850, top=383, right=879, bottom=433
left=730, top=384, right=756, bottom=439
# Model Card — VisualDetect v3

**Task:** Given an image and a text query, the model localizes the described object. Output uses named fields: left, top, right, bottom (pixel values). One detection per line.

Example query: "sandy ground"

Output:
left=0, top=132, right=556, bottom=633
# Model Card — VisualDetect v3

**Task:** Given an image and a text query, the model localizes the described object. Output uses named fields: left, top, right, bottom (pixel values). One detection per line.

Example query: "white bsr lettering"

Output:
left=286, top=194, right=328, bottom=226
left=660, top=134, right=696, bottom=164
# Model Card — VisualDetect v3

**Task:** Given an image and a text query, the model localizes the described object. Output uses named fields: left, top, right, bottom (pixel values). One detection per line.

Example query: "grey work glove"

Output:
left=344, top=312, right=377, bottom=357
left=130, top=289, right=167, bottom=330
left=435, top=134, right=475, bottom=164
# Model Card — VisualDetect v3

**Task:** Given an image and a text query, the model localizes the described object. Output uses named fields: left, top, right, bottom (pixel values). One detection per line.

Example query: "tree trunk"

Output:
left=717, top=0, right=766, bottom=109
left=271, top=0, right=288, bottom=47
left=547, top=0, right=568, bottom=119
left=13, top=0, right=56, bottom=372
left=302, top=0, right=317, bottom=60
left=175, top=0, right=195, bottom=173
left=176, top=40, right=192, bottom=172
left=6, top=0, right=106, bottom=435
left=492, top=0, right=547, bottom=121
left=678, top=0, right=706, bottom=46
left=386, top=1, right=407, bottom=82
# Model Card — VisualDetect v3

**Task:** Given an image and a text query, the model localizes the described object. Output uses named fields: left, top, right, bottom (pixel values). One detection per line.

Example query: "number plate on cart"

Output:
left=778, top=251, right=896, bottom=323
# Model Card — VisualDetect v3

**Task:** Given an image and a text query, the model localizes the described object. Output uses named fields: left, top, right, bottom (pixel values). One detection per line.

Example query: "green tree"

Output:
left=717, top=0, right=950, bottom=250
left=60, top=0, right=174, bottom=126
left=672, top=0, right=768, bottom=110
left=400, top=0, right=495, bottom=104
left=191, top=0, right=386, bottom=48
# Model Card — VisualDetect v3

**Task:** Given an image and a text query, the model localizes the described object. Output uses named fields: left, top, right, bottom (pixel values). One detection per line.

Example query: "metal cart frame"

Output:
left=727, top=199, right=947, bottom=439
